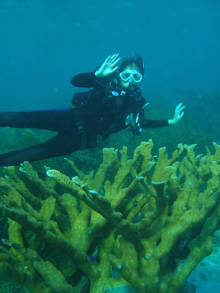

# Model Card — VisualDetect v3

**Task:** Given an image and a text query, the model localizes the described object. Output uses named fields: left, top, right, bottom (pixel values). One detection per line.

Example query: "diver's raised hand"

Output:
left=95, top=54, right=121, bottom=78
left=168, top=103, right=185, bottom=125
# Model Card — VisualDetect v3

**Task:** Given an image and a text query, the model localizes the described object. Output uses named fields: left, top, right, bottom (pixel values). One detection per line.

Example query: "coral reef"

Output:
left=0, top=139, right=220, bottom=292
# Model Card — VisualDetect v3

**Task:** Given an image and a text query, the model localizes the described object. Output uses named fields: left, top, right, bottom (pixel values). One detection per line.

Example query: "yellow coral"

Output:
left=0, top=139, right=220, bottom=292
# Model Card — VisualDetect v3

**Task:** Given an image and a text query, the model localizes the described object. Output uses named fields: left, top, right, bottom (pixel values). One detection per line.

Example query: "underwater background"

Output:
left=0, top=0, right=220, bottom=292
left=0, top=0, right=220, bottom=165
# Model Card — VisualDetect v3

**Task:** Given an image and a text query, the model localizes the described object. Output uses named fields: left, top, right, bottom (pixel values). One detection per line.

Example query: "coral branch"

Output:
left=0, top=140, right=220, bottom=292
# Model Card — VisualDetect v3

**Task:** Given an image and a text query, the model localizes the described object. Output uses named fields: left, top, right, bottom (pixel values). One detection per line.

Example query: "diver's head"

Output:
left=119, top=53, right=144, bottom=89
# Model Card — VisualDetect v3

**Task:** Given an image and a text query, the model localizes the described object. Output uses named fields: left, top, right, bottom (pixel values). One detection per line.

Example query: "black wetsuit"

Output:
left=0, top=72, right=168, bottom=166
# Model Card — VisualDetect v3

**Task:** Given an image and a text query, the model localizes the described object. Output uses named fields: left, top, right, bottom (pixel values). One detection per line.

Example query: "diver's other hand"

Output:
left=95, top=54, right=121, bottom=78
left=168, top=103, right=185, bottom=125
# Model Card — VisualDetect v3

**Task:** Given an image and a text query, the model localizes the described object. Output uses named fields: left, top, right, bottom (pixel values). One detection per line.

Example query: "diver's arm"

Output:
left=71, top=72, right=97, bottom=88
left=142, top=118, right=169, bottom=129
left=71, top=54, right=120, bottom=88
left=142, top=103, right=185, bottom=128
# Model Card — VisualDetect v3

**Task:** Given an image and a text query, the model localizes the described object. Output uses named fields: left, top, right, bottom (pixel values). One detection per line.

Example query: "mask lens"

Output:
left=120, top=72, right=131, bottom=81
left=132, top=73, right=142, bottom=82
left=120, top=71, right=142, bottom=83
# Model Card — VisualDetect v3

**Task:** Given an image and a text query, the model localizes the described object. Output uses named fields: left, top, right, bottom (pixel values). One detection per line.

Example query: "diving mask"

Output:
left=119, top=69, right=143, bottom=83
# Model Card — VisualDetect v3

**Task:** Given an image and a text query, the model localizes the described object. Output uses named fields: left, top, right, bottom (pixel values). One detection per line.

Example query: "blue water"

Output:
left=0, top=0, right=219, bottom=112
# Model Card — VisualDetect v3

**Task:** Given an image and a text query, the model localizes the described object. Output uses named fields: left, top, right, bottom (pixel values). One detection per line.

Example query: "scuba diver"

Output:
left=0, top=53, right=185, bottom=167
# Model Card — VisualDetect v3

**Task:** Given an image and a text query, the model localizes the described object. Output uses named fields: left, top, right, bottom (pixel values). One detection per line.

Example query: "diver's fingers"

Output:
left=111, top=57, right=121, bottom=68
left=178, top=105, right=185, bottom=114
left=110, top=53, right=119, bottom=62
left=177, top=102, right=183, bottom=108
left=177, top=106, right=185, bottom=120
left=176, top=103, right=185, bottom=112
left=103, top=54, right=117, bottom=66
left=179, top=111, right=184, bottom=119
left=108, top=55, right=119, bottom=67
left=103, top=55, right=112, bottom=65
left=110, top=66, right=119, bottom=73
left=103, top=54, right=120, bottom=68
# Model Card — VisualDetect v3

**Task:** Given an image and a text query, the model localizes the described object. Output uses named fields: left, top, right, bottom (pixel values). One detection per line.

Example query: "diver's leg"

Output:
left=0, top=109, right=73, bottom=132
left=0, top=133, right=80, bottom=167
